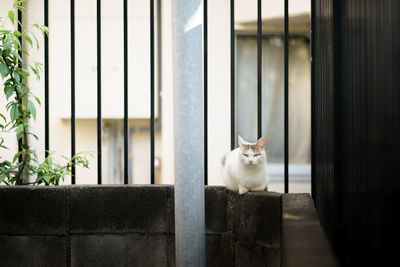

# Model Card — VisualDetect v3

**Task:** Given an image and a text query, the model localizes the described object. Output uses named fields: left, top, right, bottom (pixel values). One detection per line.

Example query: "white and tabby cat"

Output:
left=221, top=135, right=269, bottom=194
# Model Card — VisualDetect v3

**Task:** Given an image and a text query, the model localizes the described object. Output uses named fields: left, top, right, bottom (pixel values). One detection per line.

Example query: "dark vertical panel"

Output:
left=97, top=0, right=102, bottom=184
left=314, top=0, right=400, bottom=266
left=230, top=0, right=235, bottom=150
left=313, top=0, right=336, bottom=244
left=123, top=0, right=128, bottom=184
left=44, top=0, right=49, bottom=158
left=70, top=0, right=76, bottom=184
left=150, top=0, right=155, bottom=184
left=257, top=0, right=261, bottom=139
left=203, top=0, right=208, bottom=185
left=284, top=0, right=289, bottom=193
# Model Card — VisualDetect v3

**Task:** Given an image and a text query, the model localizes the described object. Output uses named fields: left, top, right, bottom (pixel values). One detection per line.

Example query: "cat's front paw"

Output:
left=238, top=185, right=249, bottom=195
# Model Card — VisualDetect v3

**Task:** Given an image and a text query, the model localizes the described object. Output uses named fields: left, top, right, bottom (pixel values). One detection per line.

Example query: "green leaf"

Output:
left=8, top=10, right=14, bottom=24
left=4, top=84, right=14, bottom=100
left=21, top=49, right=29, bottom=56
left=13, top=151, right=22, bottom=163
left=13, top=30, right=21, bottom=37
left=22, top=34, right=32, bottom=48
left=29, top=64, right=40, bottom=79
left=33, top=95, right=41, bottom=105
left=0, top=113, right=6, bottom=122
left=30, top=31, right=39, bottom=49
left=35, top=175, right=43, bottom=183
left=10, top=103, right=18, bottom=122
left=27, top=131, right=38, bottom=140
left=14, top=72, right=20, bottom=82
left=27, top=100, right=36, bottom=120
left=0, top=30, right=12, bottom=34
left=16, top=124, right=24, bottom=140
left=11, top=51, right=23, bottom=63
left=16, top=68, right=30, bottom=79
left=13, top=0, right=28, bottom=8
left=11, top=34, right=21, bottom=50
left=3, top=34, right=12, bottom=50
left=0, top=62, right=9, bottom=79
left=43, top=176, right=51, bottom=184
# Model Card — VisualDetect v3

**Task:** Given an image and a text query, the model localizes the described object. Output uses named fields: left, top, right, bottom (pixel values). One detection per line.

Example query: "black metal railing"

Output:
left=40, top=0, right=292, bottom=192
left=69, top=0, right=76, bottom=183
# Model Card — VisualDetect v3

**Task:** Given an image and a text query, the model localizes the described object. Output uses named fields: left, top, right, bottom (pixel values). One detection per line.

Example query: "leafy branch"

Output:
left=0, top=0, right=91, bottom=186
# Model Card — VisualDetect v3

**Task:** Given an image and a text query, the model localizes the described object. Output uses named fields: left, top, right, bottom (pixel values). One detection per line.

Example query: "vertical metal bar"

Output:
left=230, top=0, right=235, bottom=150
left=150, top=0, right=155, bottom=184
left=257, top=0, right=262, bottom=139
left=284, top=0, right=289, bottom=193
left=97, top=0, right=102, bottom=184
left=203, top=0, right=208, bottom=185
left=44, top=0, right=49, bottom=158
left=70, top=0, right=76, bottom=184
left=17, top=6, right=22, bottom=163
left=172, top=0, right=205, bottom=265
left=123, top=0, right=128, bottom=184
left=311, top=0, right=315, bottom=199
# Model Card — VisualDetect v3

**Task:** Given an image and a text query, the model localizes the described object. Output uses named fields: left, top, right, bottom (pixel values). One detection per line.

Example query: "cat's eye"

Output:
left=254, top=153, right=261, bottom=157
left=242, top=154, right=248, bottom=157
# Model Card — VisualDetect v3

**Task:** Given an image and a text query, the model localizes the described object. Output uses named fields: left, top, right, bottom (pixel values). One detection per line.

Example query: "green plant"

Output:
left=0, top=0, right=90, bottom=185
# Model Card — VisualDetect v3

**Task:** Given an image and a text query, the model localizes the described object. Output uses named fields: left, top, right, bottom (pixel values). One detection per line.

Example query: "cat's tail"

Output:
left=221, top=154, right=227, bottom=167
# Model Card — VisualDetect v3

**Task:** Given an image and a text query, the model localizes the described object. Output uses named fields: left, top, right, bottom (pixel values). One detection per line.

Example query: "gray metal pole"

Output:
left=172, top=0, right=205, bottom=266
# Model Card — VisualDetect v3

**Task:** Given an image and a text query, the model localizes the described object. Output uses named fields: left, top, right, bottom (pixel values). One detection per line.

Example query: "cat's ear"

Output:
left=238, top=135, right=245, bottom=147
left=256, top=137, right=265, bottom=150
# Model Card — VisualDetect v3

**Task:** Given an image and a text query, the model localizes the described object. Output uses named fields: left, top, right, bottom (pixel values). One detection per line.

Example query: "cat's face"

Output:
left=238, top=135, right=266, bottom=167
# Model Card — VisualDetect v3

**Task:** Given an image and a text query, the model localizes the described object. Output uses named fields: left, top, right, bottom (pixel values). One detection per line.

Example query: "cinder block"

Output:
left=68, top=185, right=172, bottom=233
left=71, top=234, right=168, bottom=267
left=167, top=233, right=236, bottom=267
left=231, top=191, right=282, bottom=247
left=0, top=186, right=66, bottom=234
left=168, top=186, right=228, bottom=234
left=205, top=186, right=227, bottom=233
left=0, top=236, right=66, bottom=267
left=235, top=242, right=281, bottom=267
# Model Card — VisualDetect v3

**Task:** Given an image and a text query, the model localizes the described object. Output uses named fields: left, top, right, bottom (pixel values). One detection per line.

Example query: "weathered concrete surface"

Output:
left=68, top=185, right=172, bottom=233
left=0, top=186, right=337, bottom=267
left=235, top=242, right=281, bottom=267
left=169, top=186, right=228, bottom=234
left=282, top=194, right=339, bottom=267
left=205, top=186, right=227, bottom=233
left=0, top=186, right=66, bottom=235
left=168, top=233, right=236, bottom=267
left=0, top=236, right=66, bottom=267
left=229, top=190, right=282, bottom=267
left=71, top=234, right=168, bottom=267
left=231, top=191, right=282, bottom=247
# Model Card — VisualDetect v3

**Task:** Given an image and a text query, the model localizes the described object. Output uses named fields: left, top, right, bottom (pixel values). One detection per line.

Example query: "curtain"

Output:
left=236, top=36, right=310, bottom=163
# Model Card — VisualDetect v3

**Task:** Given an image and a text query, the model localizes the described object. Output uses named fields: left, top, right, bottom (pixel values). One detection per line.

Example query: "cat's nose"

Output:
left=249, top=160, right=253, bottom=164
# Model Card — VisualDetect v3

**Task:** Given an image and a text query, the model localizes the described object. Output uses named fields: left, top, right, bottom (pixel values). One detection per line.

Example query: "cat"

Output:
left=221, top=135, right=269, bottom=194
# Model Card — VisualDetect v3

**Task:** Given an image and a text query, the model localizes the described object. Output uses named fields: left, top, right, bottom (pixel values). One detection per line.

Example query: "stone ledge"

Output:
left=1, top=185, right=325, bottom=267
left=282, top=193, right=339, bottom=267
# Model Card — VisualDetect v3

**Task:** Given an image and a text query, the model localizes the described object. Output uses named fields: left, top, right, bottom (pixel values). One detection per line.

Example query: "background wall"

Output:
left=1, top=0, right=312, bottom=192
left=313, top=0, right=400, bottom=266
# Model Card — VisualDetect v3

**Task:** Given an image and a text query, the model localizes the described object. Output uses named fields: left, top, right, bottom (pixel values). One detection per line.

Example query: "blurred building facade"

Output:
left=0, top=0, right=311, bottom=191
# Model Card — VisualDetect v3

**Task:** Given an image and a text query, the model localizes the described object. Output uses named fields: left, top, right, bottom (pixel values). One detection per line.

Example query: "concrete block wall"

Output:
left=0, top=185, right=282, bottom=267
